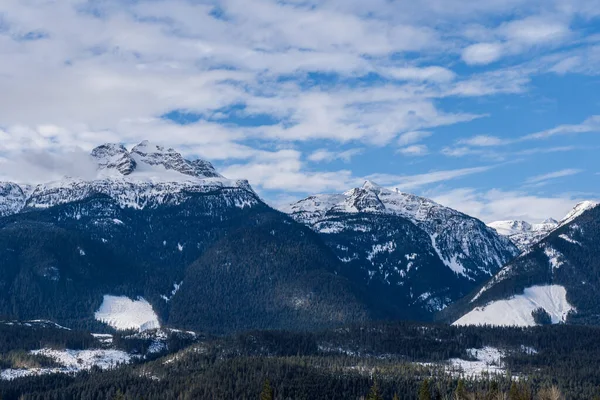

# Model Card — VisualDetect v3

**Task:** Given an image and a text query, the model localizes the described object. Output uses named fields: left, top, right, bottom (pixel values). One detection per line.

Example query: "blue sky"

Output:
left=0, top=0, right=599, bottom=222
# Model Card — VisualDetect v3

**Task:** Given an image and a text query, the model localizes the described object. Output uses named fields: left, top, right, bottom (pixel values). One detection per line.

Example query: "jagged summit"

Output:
left=0, top=182, right=26, bottom=217
left=91, top=143, right=137, bottom=175
left=360, top=180, right=383, bottom=191
left=91, top=141, right=223, bottom=179
left=488, top=202, right=598, bottom=252
left=487, top=219, right=556, bottom=252
left=0, top=141, right=255, bottom=216
left=290, top=180, right=457, bottom=225
left=287, top=181, right=519, bottom=314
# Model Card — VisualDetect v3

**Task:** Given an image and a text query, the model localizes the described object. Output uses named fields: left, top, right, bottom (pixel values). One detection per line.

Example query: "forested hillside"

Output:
left=3, top=322, right=600, bottom=399
left=442, top=204, right=600, bottom=326
left=0, top=192, right=373, bottom=333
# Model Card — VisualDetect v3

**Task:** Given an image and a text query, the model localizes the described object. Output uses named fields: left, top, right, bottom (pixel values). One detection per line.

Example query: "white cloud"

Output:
left=307, top=148, right=363, bottom=163
left=397, top=131, right=432, bottom=146
left=442, top=114, right=600, bottom=159
left=430, top=188, right=591, bottom=223
left=0, top=0, right=586, bottom=151
left=462, top=42, right=504, bottom=65
left=222, top=150, right=358, bottom=193
left=515, top=146, right=577, bottom=155
left=458, top=135, right=509, bottom=147
left=383, top=66, right=456, bottom=82
left=0, top=149, right=99, bottom=184
left=550, top=56, right=583, bottom=74
left=0, top=0, right=597, bottom=208
left=500, top=17, right=570, bottom=45
left=398, top=145, right=429, bottom=156
left=461, top=16, right=571, bottom=65
left=524, top=115, right=600, bottom=140
left=445, top=68, right=531, bottom=97
left=441, top=146, right=480, bottom=157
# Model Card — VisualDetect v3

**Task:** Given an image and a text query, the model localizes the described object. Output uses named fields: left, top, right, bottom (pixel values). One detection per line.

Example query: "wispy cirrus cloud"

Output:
left=524, top=168, right=584, bottom=185
left=366, top=165, right=494, bottom=191
left=458, top=135, right=510, bottom=147
left=443, top=115, right=600, bottom=162
left=524, top=115, right=600, bottom=140
left=307, top=148, right=363, bottom=163
left=397, top=131, right=432, bottom=146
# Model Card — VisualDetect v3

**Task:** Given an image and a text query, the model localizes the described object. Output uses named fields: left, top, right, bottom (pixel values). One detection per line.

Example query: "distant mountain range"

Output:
left=487, top=201, right=597, bottom=252
left=0, top=141, right=598, bottom=333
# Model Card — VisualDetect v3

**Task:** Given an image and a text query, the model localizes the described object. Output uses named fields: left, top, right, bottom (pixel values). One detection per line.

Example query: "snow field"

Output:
left=95, top=295, right=160, bottom=331
left=454, top=285, right=574, bottom=327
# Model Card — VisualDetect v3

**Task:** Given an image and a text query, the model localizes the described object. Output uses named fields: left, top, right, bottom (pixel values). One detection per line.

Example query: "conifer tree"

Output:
left=509, top=382, right=532, bottom=400
left=537, top=386, right=563, bottom=400
left=509, top=383, right=520, bottom=400
left=260, top=380, right=274, bottom=400
left=455, top=380, right=467, bottom=400
left=113, top=390, right=126, bottom=400
left=486, top=381, right=500, bottom=400
left=367, top=380, right=383, bottom=400
left=419, top=379, right=431, bottom=400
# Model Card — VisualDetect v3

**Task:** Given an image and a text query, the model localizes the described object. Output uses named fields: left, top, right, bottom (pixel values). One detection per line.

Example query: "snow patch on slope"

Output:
left=448, top=347, right=506, bottom=377
left=431, top=234, right=468, bottom=278
left=1, top=349, right=131, bottom=381
left=454, top=285, right=574, bottom=327
left=559, top=234, right=581, bottom=245
left=161, top=282, right=182, bottom=302
left=544, top=246, right=564, bottom=270
left=33, top=348, right=131, bottom=370
left=95, top=295, right=160, bottom=331
left=366, top=241, right=396, bottom=262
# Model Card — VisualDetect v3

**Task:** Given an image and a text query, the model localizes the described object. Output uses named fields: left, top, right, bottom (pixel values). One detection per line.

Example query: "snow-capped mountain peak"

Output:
left=487, top=219, right=557, bottom=252
left=91, top=143, right=136, bottom=175
left=128, top=141, right=223, bottom=179
left=292, top=181, right=451, bottom=225
left=0, top=141, right=257, bottom=215
left=361, top=180, right=382, bottom=191
left=559, top=201, right=598, bottom=227
left=486, top=220, right=532, bottom=236
left=287, top=181, right=518, bottom=314
left=488, top=202, right=598, bottom=252
left=0, top=182, right=26, bottom=217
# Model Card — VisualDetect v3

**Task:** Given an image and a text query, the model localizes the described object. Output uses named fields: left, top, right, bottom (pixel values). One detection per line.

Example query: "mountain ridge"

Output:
left=286, top=181, right=519, bottom=316
left=487, top=201, right=598, bottom=252
left=442, top=201, right=600, bottom=327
